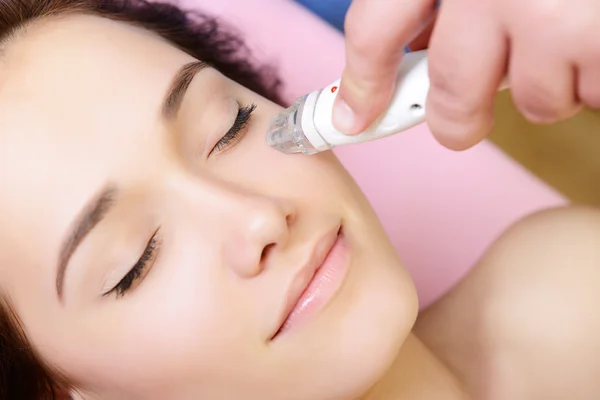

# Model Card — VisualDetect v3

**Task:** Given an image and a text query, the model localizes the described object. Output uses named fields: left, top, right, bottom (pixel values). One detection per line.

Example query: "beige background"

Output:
left=487, top=91, right=600, bottom=205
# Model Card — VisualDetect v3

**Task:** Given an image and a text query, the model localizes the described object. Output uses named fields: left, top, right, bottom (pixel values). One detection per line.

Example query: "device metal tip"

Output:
left=266, top=114, right=304, bottom=154
left=266, top=96, right=319, bottom=155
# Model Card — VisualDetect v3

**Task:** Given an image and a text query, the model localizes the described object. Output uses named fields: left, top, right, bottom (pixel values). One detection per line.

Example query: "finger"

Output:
left=408, top=13, right=437, bottom=51
left=426, top=0, right=508, bottom=150
left=578, top=58, right=600, bottom=110
left=334, top=0, right=436, bottom=135
left=574, top=8, right=600, bottom=110
left=509, top=42, right=581, bottom=124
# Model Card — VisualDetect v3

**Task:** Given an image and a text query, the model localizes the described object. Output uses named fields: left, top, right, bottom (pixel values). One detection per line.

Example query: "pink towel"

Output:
left=182, top=0, right=568, bottom=307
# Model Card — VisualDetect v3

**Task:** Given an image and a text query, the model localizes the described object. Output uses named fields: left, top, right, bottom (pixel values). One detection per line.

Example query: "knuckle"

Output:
left=578, top=82, right=600, bottom=109
left=428, top=55, right=473, bottom=103
left=341, top=55, right=397, bottom=101
left=428, top=70, right=481, bottom=120
left=427, top=102, right=493, bottom=150
left=522, top=0, right=564, bottom=25
left=580, top=93, right=600, bottom=110
left=518, top=106, right=561, bottom=124
left=344, top=17, right=375, bottom=60
left=513, top=82, right=565, bottom=123
left=344, top=7, right=405, bottom=68
left=341, top=72, right=393, bottom=111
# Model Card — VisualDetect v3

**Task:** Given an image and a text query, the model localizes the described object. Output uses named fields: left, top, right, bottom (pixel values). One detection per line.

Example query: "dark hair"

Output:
left=1, top=296, right=73, bottom=399
left=0, top=1, right=283, bottom=399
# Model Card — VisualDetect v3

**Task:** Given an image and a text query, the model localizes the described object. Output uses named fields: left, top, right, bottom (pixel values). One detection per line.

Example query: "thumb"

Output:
left=334, top=0, right=436, bottom=135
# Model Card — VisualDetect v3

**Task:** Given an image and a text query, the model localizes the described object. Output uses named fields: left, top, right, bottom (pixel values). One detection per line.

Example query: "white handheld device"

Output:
left=266, top=50, right=507, bottom=155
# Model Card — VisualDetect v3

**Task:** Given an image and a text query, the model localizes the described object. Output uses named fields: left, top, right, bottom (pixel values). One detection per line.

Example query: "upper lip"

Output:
left=270, top=225, right=341, bottom=339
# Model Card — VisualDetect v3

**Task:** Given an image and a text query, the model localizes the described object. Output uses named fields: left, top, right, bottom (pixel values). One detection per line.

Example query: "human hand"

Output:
left=335, top=0, right=598, bottom=150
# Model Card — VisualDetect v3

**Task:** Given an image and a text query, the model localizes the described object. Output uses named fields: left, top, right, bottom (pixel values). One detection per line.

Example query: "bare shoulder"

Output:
left=414, top=206, right=600, bottom=400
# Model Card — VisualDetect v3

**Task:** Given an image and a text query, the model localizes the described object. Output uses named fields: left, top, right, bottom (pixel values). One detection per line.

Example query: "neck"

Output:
left=359, top=334, right=468, bottom=400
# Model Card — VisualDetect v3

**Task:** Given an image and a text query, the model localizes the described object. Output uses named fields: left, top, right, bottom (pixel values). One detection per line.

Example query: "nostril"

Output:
left=261, top=243, right=275, bottom=263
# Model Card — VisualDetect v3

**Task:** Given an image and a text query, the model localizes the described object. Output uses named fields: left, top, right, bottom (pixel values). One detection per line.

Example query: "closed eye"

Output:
left=209, top=103, right=256, bottom=156
left=103, top=228, right=161, bottom=298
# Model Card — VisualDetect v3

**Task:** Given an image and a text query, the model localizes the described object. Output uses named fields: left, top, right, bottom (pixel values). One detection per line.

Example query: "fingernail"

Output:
left=333, top=99, right=357, bottom=135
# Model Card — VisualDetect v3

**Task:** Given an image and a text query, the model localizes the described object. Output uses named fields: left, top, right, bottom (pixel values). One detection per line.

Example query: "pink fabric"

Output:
left=183, top=0, right=568, bottom=307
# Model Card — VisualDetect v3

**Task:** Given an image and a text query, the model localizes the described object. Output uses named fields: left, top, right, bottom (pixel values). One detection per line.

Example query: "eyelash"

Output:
left=105, top=228, right=161, bottom=298
left=104, top=105, right=254, bottom=298
left=209, top=103, right=257, bottom=156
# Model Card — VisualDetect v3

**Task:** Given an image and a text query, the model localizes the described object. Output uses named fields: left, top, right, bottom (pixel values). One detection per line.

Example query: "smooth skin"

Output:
left=334, top=0, right=599, bottom=150
left=415, top=206, right=600, bottom=399
left=1, top=12, right=600, bottom=400
left=0, top=15, right=418, bottom=400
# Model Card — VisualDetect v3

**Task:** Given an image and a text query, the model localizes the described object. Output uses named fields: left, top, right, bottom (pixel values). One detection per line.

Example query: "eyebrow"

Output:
left=55, top=62, right=208, bottom=301
left=162, top=61, right=209, bottom=120
left=56, top=185, right=117, bottom=301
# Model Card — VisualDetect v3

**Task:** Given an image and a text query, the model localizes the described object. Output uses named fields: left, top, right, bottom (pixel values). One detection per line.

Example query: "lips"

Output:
left=270, top=225, right=349, bottom=340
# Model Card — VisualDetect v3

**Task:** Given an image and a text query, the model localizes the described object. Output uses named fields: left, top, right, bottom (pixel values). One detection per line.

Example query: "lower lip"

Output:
left=272, top=231, right=350, bottom=339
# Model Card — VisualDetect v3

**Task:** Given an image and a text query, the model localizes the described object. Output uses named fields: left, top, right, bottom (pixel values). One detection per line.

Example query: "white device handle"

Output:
left=308, top=50, right=508, bottom=148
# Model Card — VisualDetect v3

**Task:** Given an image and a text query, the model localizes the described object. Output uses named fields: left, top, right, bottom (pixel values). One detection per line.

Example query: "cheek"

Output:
left=215, top=128, right=357, bottom=203
left=65, top=252, right=249, bottom=394
left=121, top=252, right=243, bottom=367
left=205, top=88, right=361, bottom=202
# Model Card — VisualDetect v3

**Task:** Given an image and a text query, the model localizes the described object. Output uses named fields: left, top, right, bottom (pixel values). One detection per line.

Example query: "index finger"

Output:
left=334, top=0, right=437, bottom=134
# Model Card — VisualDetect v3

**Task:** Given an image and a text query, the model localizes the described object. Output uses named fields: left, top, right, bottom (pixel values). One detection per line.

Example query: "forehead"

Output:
left=0, top=14, right=191, bottom=278
left=0, top=14, right=189, bottom=154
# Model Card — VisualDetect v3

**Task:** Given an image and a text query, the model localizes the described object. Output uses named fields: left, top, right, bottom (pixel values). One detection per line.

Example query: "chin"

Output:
left=343, top=266, right=418, bottom=397
left=286, top=255, right=417, bottom=400
left=266, top=202, right=418, bottom=399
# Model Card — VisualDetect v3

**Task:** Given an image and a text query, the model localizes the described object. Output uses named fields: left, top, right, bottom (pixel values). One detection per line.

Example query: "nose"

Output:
left=223, top=195, right=295, bottom=278
left=171, top=171, right=296, bottom=279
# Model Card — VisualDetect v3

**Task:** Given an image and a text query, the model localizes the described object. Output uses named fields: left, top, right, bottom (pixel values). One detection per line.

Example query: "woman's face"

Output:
left=0, top=14, right=417, bottom=400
